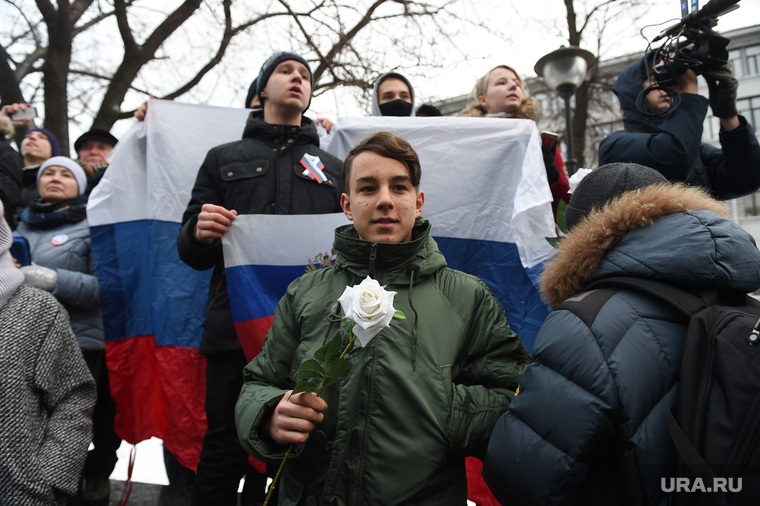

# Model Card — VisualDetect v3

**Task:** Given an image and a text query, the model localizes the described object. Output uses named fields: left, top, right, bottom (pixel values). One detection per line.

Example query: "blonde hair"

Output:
left=458, top=64, right=540, bottom=120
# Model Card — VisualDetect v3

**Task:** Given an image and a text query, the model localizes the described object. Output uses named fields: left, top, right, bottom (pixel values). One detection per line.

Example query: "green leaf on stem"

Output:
left=314, top=330, right=341, bottom=361
left=297, top=359, right=323, bottom=380
left=394, top=310, right=406, bottom=319
left=314, top=331, right=340, bottom=362
left=325, top=357, right=352, bottom=380
left=292, top=381, right=319, bottom=394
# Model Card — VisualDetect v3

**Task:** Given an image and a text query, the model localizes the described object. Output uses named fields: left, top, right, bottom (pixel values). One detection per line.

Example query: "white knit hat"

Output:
left=0, top=201, right=24, bottom=309
left=38, top=156, right=87, bottom=195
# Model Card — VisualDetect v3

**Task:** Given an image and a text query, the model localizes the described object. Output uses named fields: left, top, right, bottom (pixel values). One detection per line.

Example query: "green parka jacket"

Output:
left=235, top=218, right=530, bottom=505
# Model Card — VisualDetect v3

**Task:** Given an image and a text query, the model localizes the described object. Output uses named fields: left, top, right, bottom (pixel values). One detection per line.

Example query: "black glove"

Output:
left=704, top=64, right=738, bottom=119
left=540, top=140, right=560, bottom=184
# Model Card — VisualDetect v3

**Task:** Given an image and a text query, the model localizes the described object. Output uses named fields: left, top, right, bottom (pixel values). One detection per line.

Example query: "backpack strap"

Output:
left=557, top=285, right=622, bottom=327
left=666, top=406, right=718, bottom=481
left=583, top=276, right=715, bottom=318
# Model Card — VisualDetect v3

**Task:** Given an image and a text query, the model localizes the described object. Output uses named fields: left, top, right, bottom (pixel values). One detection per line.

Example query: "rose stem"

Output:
left=264, top=329, right=357, bottom=505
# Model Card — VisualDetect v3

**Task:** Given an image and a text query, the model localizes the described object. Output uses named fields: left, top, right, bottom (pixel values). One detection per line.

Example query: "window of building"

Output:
left=536, top=94, right=553, bottom=116
left=704, top=115, right=720, bottom=141
left=745, top=45, right=760, bottom=76
left=729, top=49, right=744, bottom=77
left=705, top=97, right=760, bottom=142
left=737, top=97, right=760, bottom=134
left=742, top=193, right=760, bottom=218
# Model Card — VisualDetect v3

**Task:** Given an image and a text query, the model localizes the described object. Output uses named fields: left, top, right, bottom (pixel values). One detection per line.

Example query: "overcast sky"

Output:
left=307, top=0, right=758, bottom=119
left=7, top=0, right=750, bottom=140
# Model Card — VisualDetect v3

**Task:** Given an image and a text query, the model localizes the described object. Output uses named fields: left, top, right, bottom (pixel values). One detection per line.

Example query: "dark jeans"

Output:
left=192, top=351, right=266, bottom=506
left=81, top=349, right=121, bottom=480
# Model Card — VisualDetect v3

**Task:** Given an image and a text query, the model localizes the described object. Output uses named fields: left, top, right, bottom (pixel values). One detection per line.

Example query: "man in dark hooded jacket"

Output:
left=599, top=56, right=760, bottom=200
left=482, top=163, right=760, bottom=505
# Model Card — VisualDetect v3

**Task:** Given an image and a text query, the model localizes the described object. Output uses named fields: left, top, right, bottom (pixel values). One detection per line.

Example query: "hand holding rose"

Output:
left=267, top=390, right=327, bottom=445
left=263, top=276, right=403, bottom=505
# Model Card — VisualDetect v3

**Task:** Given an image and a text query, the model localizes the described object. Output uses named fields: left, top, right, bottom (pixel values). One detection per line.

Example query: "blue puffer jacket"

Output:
left=15, top=218, right=104, bottom=351
left=482, top=184, right=760, bottom=505
left=598, top=57, right=760, bottom=200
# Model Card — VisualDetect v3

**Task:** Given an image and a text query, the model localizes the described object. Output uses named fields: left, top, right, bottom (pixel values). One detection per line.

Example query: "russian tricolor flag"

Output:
left=88, top=100, right=249, bottom=469
left=300, top=153, right=328, bottom=183
left=224, top=116, right=557, bottom=506
left=223, top=213, right=349, bottom=361
left=87, top=102, right=556, bottom=475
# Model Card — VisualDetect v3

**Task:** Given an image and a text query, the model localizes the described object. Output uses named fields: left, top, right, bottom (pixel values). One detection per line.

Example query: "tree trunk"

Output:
left=42, top=7, right=74, bottom=156
left=0, top=46, right=26, bottom=107
left=0, top=45, right=32, bottom=146
left=92, top=0, right=203, bottom=131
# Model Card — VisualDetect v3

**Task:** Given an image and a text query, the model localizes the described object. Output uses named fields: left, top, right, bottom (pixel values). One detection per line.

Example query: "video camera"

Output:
left=636, top=0, right=740, bottom=121
left=646, top=0, right=739, bottom=88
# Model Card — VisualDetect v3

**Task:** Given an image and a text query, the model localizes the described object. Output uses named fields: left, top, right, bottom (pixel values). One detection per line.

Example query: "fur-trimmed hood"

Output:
left=541, top=183, right=760, bottom=307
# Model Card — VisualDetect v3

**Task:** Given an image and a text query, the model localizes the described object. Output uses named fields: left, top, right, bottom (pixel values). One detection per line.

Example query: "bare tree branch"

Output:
left=4, top=0, right=470, bottom=140
left=92, top=0, right=204, bottom=128
left=114, top=0, right=138, bottom=54
left=160, top=3, right=293, bottom=101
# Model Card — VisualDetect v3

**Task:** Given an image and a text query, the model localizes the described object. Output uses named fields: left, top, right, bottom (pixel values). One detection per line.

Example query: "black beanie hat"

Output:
left=74, top=129, right=118, bottom=153
left=565, top=162, right=667, bottom=231
left=255, top=52, right=313, bottom=111
left=416, top=104, right=442, bottom=116
left=245, top=77, right=259, bottom=108
left=25, top=128, right=61, bottom=157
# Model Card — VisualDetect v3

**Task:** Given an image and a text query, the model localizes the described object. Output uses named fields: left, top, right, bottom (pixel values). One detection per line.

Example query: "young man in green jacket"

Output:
left=235, top=131, right=531, bottom=505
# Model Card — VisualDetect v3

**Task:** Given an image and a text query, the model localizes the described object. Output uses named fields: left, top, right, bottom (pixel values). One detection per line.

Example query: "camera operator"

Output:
left=599, top=55, right=760, bottom=200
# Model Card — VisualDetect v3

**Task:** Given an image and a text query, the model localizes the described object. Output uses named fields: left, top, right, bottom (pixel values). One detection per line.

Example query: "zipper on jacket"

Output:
left=407, top=265, right=420, bottom=371
left=30, top=231, right=48, bottom=260
left=368, top=243, right=377, bottom=280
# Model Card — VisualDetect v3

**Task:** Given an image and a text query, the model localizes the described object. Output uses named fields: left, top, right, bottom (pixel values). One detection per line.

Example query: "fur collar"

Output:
left=540, top=184, right=728, bottom=308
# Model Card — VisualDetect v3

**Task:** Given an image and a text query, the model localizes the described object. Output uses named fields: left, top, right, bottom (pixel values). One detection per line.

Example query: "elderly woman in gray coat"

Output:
left=15, top=155, right=120, bottom=503
left=0, top=198, right=95, bottom=505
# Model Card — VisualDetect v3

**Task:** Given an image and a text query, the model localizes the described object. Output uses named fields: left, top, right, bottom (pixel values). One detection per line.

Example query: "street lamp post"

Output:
left=535, top=46, right=595, bottom=175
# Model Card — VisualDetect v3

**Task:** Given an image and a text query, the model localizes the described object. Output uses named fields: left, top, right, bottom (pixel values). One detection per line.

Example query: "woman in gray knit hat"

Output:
left=0, top=199, right=96, bottom=504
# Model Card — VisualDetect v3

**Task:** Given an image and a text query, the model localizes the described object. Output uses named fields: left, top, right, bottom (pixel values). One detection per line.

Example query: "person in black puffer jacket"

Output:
left=177, top=51, right=344, bottom=506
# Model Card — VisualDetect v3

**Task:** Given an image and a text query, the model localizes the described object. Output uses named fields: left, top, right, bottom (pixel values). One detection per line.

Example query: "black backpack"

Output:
left=579, top=277, right=760, bottom=506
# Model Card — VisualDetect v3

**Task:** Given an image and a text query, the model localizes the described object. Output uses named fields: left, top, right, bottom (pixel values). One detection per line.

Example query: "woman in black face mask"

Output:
left=371, top=72, right=415, bottom=116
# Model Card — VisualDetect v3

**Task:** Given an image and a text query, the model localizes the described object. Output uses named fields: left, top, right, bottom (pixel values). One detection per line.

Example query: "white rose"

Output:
left=337, top=276, right=398, bottom=347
